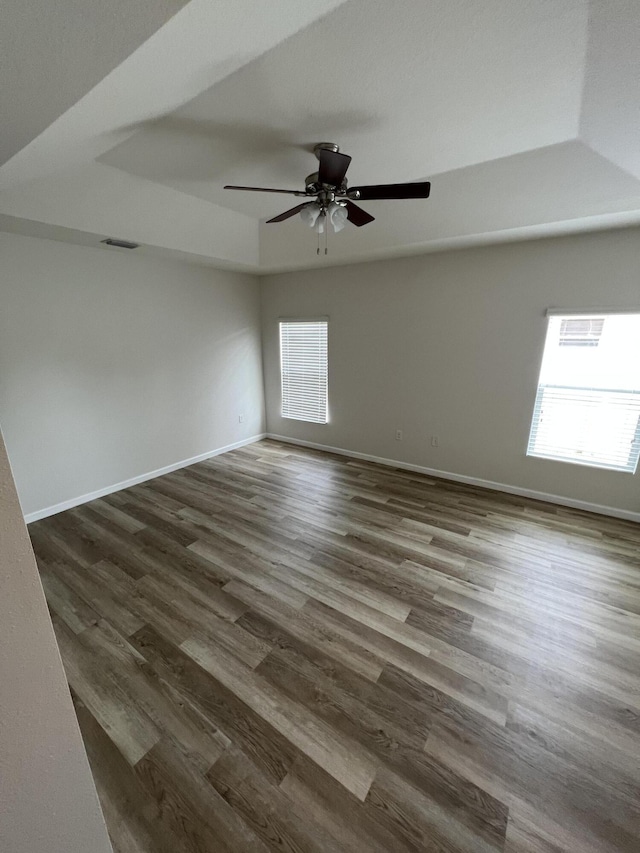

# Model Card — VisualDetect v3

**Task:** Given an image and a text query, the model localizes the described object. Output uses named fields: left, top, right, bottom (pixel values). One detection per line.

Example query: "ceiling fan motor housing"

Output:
left=307, top=143, right=348, bottom=193
left=305, top=172, right=348, bottom=196
left=305, top=172, right=320, bottom=193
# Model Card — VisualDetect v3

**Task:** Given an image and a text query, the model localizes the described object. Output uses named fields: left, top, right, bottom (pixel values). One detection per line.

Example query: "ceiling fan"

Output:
left=224, top=142, right=431, bottom=233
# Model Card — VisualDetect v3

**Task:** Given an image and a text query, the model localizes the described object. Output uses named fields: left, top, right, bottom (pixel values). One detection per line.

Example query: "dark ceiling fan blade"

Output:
left=345, top=200, right=375, bottom=227
left=347, top=181, right=431, bottom=201
left=266, top=203, right=311, bottom=223
left=317, top=149, right=352, bottom=187
left=224, top=185, right=307, bottom=196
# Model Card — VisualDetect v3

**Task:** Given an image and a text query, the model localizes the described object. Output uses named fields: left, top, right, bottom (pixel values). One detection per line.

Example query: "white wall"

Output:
left=0, top=427, right=112, bottom=853
left=261, top=227, right=640, bottom=518
left=0, top=232, right=265, bottom=518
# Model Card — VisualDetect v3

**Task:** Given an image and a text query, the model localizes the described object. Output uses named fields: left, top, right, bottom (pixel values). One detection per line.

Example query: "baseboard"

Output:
left=266, top=433, right=640, bottom=524
left=27, top=431, right=639, bottom=525
left=24, top=433, right=267, bottom=524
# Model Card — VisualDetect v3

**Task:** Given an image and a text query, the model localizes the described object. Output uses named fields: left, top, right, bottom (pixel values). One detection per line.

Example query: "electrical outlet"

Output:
left=238, top=414, right=245, bottom=423
left=430, top=435, right=439, bottom=447
left=395, top=430, right=403, bottom=441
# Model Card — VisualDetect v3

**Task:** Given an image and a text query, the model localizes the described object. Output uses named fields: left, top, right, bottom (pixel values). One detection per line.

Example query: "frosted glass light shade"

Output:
left=329, top=202, right=348, bottom=233
left=300, top=203, right=321, bottom=228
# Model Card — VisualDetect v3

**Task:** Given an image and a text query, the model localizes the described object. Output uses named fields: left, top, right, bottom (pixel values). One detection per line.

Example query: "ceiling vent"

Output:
left=101, top=238, right=139, bottom=249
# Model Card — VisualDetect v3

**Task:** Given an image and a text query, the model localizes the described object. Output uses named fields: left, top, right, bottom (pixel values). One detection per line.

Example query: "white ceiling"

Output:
left=2, top=0, right=640, bottom=273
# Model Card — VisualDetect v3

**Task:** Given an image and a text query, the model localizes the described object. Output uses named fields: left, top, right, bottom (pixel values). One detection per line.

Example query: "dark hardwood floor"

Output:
left=29, top=439, right=640, bottom=852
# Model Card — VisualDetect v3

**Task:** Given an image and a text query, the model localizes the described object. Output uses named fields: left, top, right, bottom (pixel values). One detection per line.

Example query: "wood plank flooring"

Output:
left=29, top=439, right=640, bottom=852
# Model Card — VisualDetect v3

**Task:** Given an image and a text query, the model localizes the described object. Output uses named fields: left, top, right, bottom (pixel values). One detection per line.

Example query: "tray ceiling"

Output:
left=2, top=0, right=640, bottom=272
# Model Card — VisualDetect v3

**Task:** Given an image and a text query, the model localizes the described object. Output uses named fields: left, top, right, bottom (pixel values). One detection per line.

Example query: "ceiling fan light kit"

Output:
left=224, top=142, right=431, bottom=251
left=300, top=200, right=348, bottom=233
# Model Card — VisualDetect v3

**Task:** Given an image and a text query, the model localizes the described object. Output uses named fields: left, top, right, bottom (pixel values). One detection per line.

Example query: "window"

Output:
left=280, top=319, right=328, bottom=423
left=527, top=312, right=640, bottom=472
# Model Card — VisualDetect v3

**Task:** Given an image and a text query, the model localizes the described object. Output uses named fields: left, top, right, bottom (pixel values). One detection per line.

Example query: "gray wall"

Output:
left=0, top=233, right=265, bottom=518
left=261, top=227, right=640, bottom=517
left=0, top=427, right=112, bottom=853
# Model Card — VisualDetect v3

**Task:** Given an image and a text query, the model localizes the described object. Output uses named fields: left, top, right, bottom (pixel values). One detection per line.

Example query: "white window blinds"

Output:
left=527, top=313, right=640, bottom=473
left=280, top=320, right=328, bottom=424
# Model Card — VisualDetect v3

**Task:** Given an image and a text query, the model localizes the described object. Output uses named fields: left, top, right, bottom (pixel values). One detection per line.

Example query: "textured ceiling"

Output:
left=2, top=0, right=640, bottom=273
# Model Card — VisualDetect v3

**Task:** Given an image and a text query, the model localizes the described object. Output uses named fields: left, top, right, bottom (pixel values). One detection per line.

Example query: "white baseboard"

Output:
left=24, top=433, right=267, bottom=524
left=266, top=433, right=640, bottom=524
left=26, top=431, right=639, bottom=525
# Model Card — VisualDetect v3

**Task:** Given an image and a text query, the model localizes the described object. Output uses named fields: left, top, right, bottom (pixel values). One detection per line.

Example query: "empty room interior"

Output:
left=2, top=2, right=640, bottom=851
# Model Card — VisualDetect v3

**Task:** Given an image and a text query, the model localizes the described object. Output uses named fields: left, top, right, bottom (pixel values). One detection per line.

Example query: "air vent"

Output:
left=101, top=238, right=139, bottom=249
